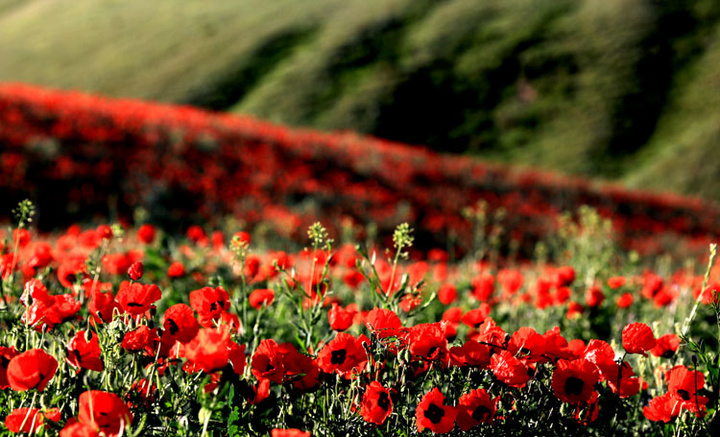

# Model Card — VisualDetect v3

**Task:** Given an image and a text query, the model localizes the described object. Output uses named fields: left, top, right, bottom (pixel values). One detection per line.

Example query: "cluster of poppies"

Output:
left=2, top=83, right=719, bottom=257
left=0, top=220, right=717, bottom=435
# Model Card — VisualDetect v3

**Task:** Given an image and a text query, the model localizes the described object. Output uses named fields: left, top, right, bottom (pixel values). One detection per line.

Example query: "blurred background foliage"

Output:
left=0, top=0, right=718, bottom=200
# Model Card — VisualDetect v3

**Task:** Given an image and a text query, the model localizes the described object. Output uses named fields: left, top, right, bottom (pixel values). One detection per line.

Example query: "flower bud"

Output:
left=128, top=261, right=144, bottom=281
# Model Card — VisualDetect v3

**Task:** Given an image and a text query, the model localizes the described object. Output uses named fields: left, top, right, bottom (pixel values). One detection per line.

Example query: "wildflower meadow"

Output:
left=1, top=86, right=720, bottom=436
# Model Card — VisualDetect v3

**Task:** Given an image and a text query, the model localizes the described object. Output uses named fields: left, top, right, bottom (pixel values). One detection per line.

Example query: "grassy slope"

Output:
left=0, top=0, right=719, bottom=201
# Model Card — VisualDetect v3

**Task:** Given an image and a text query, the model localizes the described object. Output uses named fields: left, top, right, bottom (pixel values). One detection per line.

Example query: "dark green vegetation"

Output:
left=1, top=0, right=719, bottom=199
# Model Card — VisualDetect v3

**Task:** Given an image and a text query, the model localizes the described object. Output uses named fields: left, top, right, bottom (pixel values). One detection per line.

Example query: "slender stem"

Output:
left=682, top=244, right=717, bottom=338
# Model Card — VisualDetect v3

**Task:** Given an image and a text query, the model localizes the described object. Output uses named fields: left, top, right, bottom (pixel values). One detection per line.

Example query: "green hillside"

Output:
left=1, top=0, right=719, bottom=200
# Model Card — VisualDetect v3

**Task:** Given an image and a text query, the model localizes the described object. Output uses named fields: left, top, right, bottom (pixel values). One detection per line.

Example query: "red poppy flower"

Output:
left=167, top=261, right=186, bottom=278
left=408, top=322, right=449, bottom=364
left=67, top=330, right=104, bottom=372
left=187, top=225, right=207, bottom=245
left=651, top=334, right=680, bottom=358
left=121, top=326, right=159, bottom=353
left=554, top=266, right=575, bottom=287
left=20, top=279, right=52, bottom=307
left=27, top=242, right=54, bottom=270
left=163, top=303, right=200, bottom=344
left=251, top=339, right=286, bottom=384
left=115, top=281, right=161, bottom=316
left=437, top=283, right=457, bottom=305
left=96, top=225, right=113, bottom=240
left=271, top=429, right=310, bottom=437
left=210, top=230, right=225, bottom=250
left=245, top=255, right=262, bottom=280
left=231, top=231, right=251, bottom=247
left=461, top=305, right=491, bottom=329
left=473, top=317, right=507, bottom=348
left=603, top=361, right=642, bottom=398
left=12, top=228, right=31, bottom=247
left=498, top=268, right=524, bottom=295
left=415, top=388, right=456, bottom=434
left=88, top=290, right=121, bottom=324
left=249, top=288, right=275, bottom=309
left=567, top=339, right=586, bottom=358
left=4, top=408, right=44, bottom=434
left=607, top=276, right=626, bottom=289
left=137, top=224, right=156, bottom=244
left=622, top=323, right=656, bottom=356
left=616, top=293, right=633, bottom=308
left=183, top=326, right=232, bottom=373
left=442, top=306, right=463, bottom=325
left=57, top=256, right=87, bottom=288
left=585, top=285, right=604, bottom=307
left=265, top=343, right=314, bottom=390
left=471, top=273, right=495, bottom=301
left=456, top=389, right=498, bottom=430
left=507, top=327, right=546, bottom=362
left=316, top=332, right=366, bottom=375
left=566, top=302, right=584, bottom=319
left=643, top=393, right=684, bottom=422
left=364, top=308, right=403, bottom=339
left=229, top=342, right=247, bottom=376
left=127, top=261, right=144, bottom=281
left=190, top=286, right=230, bottom=326
left=641, top=273, right=663, bottom=300
left=328, top=303, right=356, bottom=331
left=0, top=346, right=19, bottom=389
left=7, top=349, right=58, bottom=392
left=542, top=327, right=575, bottom=361
left=652, top=287, right=676, bottom=307
left=343, top=270, right=365, bottom=288
left=553, top=287, right=572, bottom=305
left=551, top=359, right=599, bottom=403
left=23, top=292, right=82, bottom=331
left=78, top=390, right=133, bottom=436
left=666, top=365, right=709, bottom=415
left=491, top=350, right=530, bottom=388
left=360, top=381, right=393, bottom=425
left=449, top=340, right=492, bottom=368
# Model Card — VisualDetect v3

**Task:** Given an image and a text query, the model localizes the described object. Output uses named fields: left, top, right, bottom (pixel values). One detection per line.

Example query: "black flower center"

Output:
left=377, top=392, right=390, bottom=411
left=472, top=405, right=491, bottom=422
left=330, top=349, right=347, bottom=365
left=564, top=376, right=585, bottom=395
left=424, top=403, right=445, bottom=424
left=168, top=319, right=179, bottom=336
left=210, top=302, right=217, bottom=312
left=127, top=302, right=143, bottom=307
left=678, top=389, right=690, bottom=401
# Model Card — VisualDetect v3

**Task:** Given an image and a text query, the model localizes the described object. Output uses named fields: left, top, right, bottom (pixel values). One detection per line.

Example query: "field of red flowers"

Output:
left=2, top=84, right=720, bottom=258
left=2, top=85, right=720, bottom=436
left=0, top=202, right=719, bottom=436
